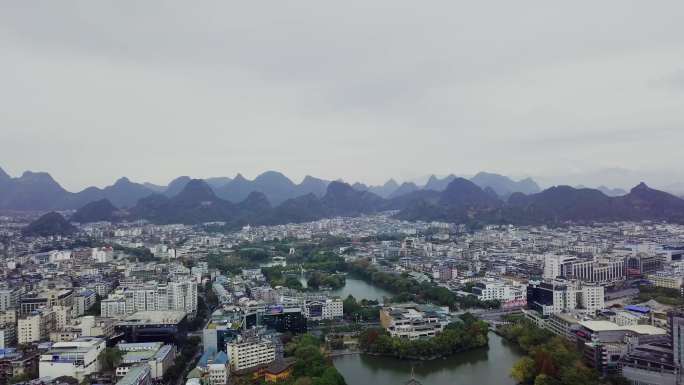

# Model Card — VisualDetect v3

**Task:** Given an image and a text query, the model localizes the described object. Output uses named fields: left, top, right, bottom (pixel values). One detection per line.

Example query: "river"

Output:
left=333, top=332, right=523, bottom=385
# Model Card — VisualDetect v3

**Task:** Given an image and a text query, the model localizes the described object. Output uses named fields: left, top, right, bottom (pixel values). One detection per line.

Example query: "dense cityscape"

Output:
left=3, top=199, right=684, bottom=384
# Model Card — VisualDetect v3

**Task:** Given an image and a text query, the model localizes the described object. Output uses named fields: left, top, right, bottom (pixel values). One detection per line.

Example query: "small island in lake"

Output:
left=358, top=304, right=489, bottom=360
left=307, top=271, right=346, bottom=290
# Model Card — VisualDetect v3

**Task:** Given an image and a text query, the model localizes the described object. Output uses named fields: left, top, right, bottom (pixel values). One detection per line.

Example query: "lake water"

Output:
left=333, top=332, right=523, bottom=385
left=303, top=276, right=393, bottom=302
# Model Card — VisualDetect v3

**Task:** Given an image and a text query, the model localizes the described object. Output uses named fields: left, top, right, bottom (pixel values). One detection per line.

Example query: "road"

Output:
left=474, top=308, right=523, bottom=321
left=174, top=294, right=215, bottom=385
left=605, top=288, right=639, bottom=300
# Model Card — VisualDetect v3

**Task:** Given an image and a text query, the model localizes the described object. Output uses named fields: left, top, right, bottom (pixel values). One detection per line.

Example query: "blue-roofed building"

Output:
left=197, top=351, right=212, bottom=368
left=625, top=305, right=650, bottom=314
left=193, top=350, right=229, bottom=385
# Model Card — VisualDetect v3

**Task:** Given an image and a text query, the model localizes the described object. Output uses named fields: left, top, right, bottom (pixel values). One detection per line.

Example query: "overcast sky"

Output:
left=2, top=1, right=684, bottom=191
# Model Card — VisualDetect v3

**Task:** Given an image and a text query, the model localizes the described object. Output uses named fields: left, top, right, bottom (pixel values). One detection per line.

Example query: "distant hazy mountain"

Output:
left=70, top=199, right=120, bottom=223
left=423, top=174, right=457, bottom=191
left=534, top=167, right=681, bottom=192
left=215, top=171, right=295, bottom=205
left=132, top=179, right=239, bottom=224
left=124, top=179, right=382, bottom=226
left=0, top=171, right=70, bottom=211
left=395, top=179, right=684, bottom=225
left=598, top=185, right=627, bottom=197
left=72, top=177, right=155, bottom=208
left=470, top=172, right=540, bottom=197
left=23, top=212, right=76, bottom=236
left=4, top=167, right=684, bottom=227
left=506, top=186, right=615, bottom=223
left=215, top=171, right=331, bottom=205
left=65, top=176, right=684, bottom=228
left=396, top=178, right=501, bottom=222
left=321, top=181, right=385, bottom=216
left=388, top=182, right=419, bottom=199
left=238, top=191, right=272, bottom=214
left=147, top=176, right=232, bottom=195
left=616, top=183, right=684, bottom=221
left=298, top=176, right=330, bottom=197
left=143, top=182, right=166, bottom=192
left=0, top=167, right=10, bottom=182
left=575, top=185, right=627, bottom=197
left=659, top=182, right=684, bottom=197
left=205, top=177, right=232, bottom=190
left=215, top=173, right=254, bottom=202
left=267, top=193, right=328, bottom=224
left=164, top=176, right=193, bottom=197
left=0, top=170, right=157, bottom=210
left=503, top=182, right=684, bottom=224
left=366, top=179, right=400, bottom=198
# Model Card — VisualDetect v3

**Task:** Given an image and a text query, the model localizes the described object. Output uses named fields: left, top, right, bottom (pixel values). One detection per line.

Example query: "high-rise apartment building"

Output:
left=100, top=280, right=197, bottom=318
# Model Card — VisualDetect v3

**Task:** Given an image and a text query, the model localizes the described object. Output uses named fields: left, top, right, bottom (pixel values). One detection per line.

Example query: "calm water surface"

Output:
left=328, top=277, right=393, bottom=302
left=302, top=276, right=393, bottom=302
left=300, top=273, right=522, bottom=384
left=333, top=332, right=523, bottom=385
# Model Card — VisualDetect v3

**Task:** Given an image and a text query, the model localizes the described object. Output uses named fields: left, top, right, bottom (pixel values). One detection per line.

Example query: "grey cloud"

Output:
left=1, top=1, right=684, bottom=190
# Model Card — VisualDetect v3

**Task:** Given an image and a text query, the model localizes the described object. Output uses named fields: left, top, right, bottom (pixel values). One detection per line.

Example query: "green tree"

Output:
left=285, top=275, right=304, bottom=290
left=314, top=367, right=347, bottom=385
left=98, top=347, right=124, bottom=372
left=534, top=374, right=559, bottom=385
left=295, top=378, right=314, bottom=385
left=511, top=357, right=536, bottom=384
left=8, top=373, right=34, bottom=384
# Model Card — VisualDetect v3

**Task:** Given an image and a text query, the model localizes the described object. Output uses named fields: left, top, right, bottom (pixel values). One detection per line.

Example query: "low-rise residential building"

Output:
left=77, top=316, right=116, bottom=338
left=20, top=290, right=73, bottom=316
left=546, top=313, right=580, bottom=340
left=575, top=321, right=666, bottom=376
left=646, top=272, right=683, bottom=289
left=471, top=280, right=525, bottom=302
left=196, top=350, right=229, bottom=385
left=39, top=337, right=106, bottom=381
left=621, top=338, right=678, bottom=385
left=301, top=298, right=343, bottom=321
left=18, top=309, right=56, bottom=344
left=227, top=336, right=276, bottom=372
left=0, top=348, right=39, bottom=385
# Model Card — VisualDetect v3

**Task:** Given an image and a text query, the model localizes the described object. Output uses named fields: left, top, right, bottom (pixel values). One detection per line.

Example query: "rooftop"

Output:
left=579, top=320, right=622, bottom=332
left=623, top=325, right=666, bottom=335
left=579, top=321, right=666, bottom=335
left=122, top=310, right=186, bottom=324
left=116, top=364, right=151, bottom=385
